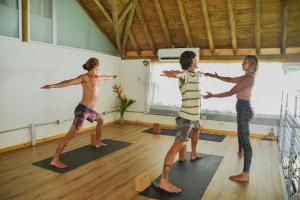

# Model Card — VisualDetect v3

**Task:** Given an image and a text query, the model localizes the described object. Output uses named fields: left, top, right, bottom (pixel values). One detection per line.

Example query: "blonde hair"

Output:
left=244, top=55, right=259, bottom=74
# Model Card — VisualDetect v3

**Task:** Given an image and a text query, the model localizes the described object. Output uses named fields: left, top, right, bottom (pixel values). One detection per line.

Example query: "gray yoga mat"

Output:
left=140, top=153, right=223, bottom=200
left=32, top=139, right=132, bottom=173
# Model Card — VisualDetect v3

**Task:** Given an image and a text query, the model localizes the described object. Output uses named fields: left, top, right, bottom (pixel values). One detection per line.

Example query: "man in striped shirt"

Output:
left=159, top=51, right=204, bottom=193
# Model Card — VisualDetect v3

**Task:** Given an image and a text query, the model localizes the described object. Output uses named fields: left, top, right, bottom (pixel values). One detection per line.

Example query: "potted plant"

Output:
left=112, top=83, right=136, bottom=124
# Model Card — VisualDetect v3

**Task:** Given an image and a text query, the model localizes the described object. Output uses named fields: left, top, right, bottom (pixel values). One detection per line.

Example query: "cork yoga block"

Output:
left=135, top=172, right=151, bottom=192
left=153, top=123, right=161, bottom=134
left=179, top=144, right=187, bottom=161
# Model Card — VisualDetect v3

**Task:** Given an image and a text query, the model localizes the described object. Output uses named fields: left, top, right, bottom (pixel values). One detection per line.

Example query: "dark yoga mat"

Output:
left=32, top=139, right=132, bottom=173
left=140, top=153, right=223, bottom=200
left=143, top=128, right=226, bottom=142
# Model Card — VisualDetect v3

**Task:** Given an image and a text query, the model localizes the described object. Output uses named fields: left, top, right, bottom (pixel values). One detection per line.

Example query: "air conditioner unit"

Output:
left=157, top=48, right=199, bottom=61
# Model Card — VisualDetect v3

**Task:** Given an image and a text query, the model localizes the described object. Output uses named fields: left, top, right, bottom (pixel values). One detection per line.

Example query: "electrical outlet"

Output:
left=56, top=120, right=63, bottom=124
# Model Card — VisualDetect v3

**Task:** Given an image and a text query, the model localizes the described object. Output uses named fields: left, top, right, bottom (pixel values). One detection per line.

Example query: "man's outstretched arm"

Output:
left=161, top=70, right=184, bottom=81
left=41, top=75, right=83, bottom=89
left=97, top=75, right=117, bottom=81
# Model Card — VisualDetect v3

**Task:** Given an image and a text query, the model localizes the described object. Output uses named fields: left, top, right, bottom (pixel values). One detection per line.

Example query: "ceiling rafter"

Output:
left=94, top=0, right=113, bottom=23
left=136, top=1, right=156, bottom=53
left=255, top=0, right=261, bottom=55
left=111, top=0, right=121, bottom=55
left=118, top=1, right=132, bottom=25
left=93, top=0, right=139, bottom=56
left=121, top=0, right=138, bottom=56
left=227, top=0, right=238, bottom=55
left=281, top=0, right=289, bottom=55
left=128, top=30, right=140, bottom=55
left=201, top=0, right=215, bottom=55
left=176, top=0, right=193, bottom=47
left=154, top=0, right=172, bottom=47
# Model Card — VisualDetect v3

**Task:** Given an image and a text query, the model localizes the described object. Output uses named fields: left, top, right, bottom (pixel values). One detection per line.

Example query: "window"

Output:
left=0, top=0, right=19, bottom=38
left=30, top=0, right=53, bottom=43
left=148, top=61, right=286, bottom=116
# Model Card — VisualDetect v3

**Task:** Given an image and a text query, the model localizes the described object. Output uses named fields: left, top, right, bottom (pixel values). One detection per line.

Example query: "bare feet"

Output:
left=159, top=179, right=182, bottom=193
left=50, top=159, right=67, bottom=169
left=237, top=151, right=243, bottom=159
left=94, top=142, right=107, bottom=148
left=191, top=152, right=204, bottom=161
left=229, top=173, right=249, bottom=182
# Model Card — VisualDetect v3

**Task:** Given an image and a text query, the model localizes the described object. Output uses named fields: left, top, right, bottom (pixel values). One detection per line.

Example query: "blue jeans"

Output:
left=236, top=100, right=254, bottom=173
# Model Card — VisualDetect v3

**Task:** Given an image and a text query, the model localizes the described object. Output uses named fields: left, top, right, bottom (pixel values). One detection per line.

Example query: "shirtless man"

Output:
left=41, top=57, right=116, bottom=169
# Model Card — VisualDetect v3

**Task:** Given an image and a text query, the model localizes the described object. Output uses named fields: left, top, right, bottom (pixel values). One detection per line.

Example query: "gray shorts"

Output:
left=175, top=117, right=200, bottom=142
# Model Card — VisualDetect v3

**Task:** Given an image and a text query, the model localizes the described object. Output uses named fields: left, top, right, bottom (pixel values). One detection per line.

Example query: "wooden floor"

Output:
left=0, top=124, right=283, bottom=200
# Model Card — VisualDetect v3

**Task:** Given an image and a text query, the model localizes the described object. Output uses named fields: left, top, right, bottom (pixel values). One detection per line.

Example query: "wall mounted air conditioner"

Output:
left=157, top=48, right=199, bottom=61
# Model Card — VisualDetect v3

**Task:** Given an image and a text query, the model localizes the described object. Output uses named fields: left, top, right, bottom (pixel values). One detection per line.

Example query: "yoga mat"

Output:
left=33, top=139, right=132, bottom=173
left=143, top=128, right=225, bottom=142
left=140, top=153, right=223, bottom=200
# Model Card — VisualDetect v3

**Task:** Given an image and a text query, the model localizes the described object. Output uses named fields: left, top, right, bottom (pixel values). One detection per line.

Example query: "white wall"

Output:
left=119, top=59, right=274, bottom=135
left=0, top=38, right=120, bottom=148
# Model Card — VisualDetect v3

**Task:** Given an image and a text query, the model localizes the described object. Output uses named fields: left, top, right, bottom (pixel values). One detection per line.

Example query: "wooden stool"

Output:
left=91, top=134, right=97, bottom=146
left=179, top=144, right=187, bottom=161
left=153, top=123, right=161, bottom=134
left=135, top=172, right=151, bottom=192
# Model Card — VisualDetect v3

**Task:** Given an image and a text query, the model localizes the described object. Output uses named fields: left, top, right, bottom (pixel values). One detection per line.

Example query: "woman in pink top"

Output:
left=204, top=55, right=259, bottom=182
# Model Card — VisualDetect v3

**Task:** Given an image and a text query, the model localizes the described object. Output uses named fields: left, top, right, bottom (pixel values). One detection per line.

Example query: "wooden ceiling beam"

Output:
left=281, top=0, right=289, bottom=55
left=128, top=30, right=140, bottom=55
left=154, top=0, right=172, bottom=47
left=201, top=54, right=300, bottom=62
left=111, top=0, right=121, bottom=55
left=94, top=0, right=139, bottom=56
left=121, top=0, right=138, bottom=56
left=21, top=0, right=29, bottom=42
left=255, top=0, right=261, bottom=55
left=125, top=50, right=300, bottom=62
left=77, top=0, right=118, bottom=54
left=136, top=1, right=156, bottom=53
left=94, top=0, right=113, bottom=23
left=176, top=0, right=193, bottom=47
left=118, top=1, right=132, bottom=24
left=227, top=0, right=237, bottom=55
left=201, top=0, right=215, bottom=55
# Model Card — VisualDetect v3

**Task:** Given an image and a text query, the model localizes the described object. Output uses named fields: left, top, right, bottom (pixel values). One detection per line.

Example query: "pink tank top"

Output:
left=236, top=74, right=255, bottom=100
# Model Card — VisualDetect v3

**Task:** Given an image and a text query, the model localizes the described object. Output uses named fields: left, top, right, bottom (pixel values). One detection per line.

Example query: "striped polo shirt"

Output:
left=178, top=70, right=202, bottom=121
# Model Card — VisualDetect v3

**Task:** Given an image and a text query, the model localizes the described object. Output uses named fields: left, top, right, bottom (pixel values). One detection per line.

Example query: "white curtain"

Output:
left=148, top=61, right=288, bottom=115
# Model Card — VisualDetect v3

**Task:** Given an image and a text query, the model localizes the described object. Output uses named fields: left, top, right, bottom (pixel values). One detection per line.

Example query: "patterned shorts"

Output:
left=72, top=103, right=100, bottom=130
left=175, top=116, right=200, bottom=142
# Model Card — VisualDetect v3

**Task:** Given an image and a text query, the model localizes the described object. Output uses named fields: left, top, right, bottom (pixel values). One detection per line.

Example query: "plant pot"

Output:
left=119, top=116, right=125, bottom=125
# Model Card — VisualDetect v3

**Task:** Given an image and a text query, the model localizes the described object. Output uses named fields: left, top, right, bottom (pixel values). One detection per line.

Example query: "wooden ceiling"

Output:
left=76, top=0, right=300, bottom=61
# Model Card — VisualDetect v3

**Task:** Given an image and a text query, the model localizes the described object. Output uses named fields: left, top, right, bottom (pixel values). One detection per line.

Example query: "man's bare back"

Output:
left=80, top=74, right=100, bottom=109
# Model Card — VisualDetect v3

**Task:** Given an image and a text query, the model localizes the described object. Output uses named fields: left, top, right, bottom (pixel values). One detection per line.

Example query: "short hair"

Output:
left=82, top=57, right=99, bottom=71
left=244, top=55, right=259, bottom=74
left=179, top=51, right=196, bottom=70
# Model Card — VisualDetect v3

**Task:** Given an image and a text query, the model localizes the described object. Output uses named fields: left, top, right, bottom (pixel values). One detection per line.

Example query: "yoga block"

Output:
left=135, top=172, right=151, bottom=192
left=153, top=123, right=161, bottom=134
left=179, top=144, right=187, bottom=161
left=91, top=134, right=97, bottom=146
